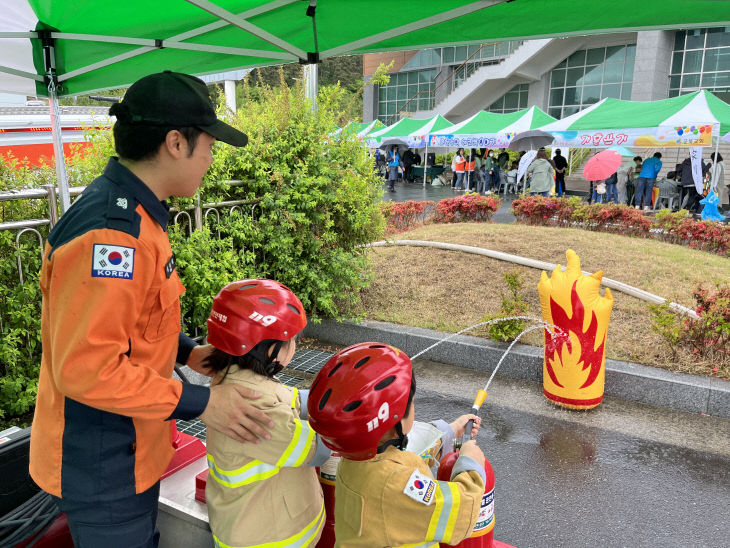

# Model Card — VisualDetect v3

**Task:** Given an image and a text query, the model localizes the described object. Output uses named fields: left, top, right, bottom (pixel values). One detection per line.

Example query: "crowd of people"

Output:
left=590, top=151, right=727, bottom=214
left=377, top=143, right=729, bottom=215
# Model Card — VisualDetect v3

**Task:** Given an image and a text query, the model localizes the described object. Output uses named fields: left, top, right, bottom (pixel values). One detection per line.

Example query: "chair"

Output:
left=653, top=180, right=680, bottom=211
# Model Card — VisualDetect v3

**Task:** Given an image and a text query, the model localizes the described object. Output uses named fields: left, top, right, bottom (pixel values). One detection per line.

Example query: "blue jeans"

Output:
left=605, top=182, right=618, bottom=203
left=592, top=189, right=605, bottom=203
left=635, top=177, right=655, bottom=207
left=52, top=482, right=160, bottom=548
left=454, top=172, right=465, bottom=189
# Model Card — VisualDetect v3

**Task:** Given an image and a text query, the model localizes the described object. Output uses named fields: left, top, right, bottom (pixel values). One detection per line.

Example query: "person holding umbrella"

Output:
left=386, top=145, right=403, bottom=192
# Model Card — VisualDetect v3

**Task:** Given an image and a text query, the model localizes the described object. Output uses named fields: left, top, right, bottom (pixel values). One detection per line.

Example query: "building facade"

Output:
left=362, top=27, right=730, bottom=125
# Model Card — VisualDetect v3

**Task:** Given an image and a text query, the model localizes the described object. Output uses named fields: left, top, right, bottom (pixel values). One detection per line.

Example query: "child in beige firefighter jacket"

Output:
left=203, top=279, right=331, bottom=548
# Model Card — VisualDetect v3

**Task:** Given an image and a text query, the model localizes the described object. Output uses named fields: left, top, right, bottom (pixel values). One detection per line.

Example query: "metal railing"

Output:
left=0, top=180, right=261, bottom=286
left=567, top=148, right=592, bottom=176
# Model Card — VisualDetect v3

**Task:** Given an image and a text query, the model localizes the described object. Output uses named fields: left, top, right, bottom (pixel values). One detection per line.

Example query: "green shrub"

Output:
left=484, top=269, right=530, bottom=342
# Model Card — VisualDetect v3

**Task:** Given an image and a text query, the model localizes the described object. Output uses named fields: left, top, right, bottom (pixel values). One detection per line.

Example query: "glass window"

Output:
left=583, top=85, right=601, bottom=104
left=605, top=46, right=625, bottom=64
left=491, top=96, right=504, bottom=109
left=566, top=67, right=584, bottom=87
left=669, top=75, right=681, bottom=89
left=671, top=51, right=684, bottom=74
left=621, top=83, right=632, bottom=100
left=379, top=87, right=386, bottom=100
left=386, top=102, right=396, bottom=115
left=704, top=48, right=730, bottom=73
left=555, top=59, right=567, bottom=69
left=443, top=47, right=454, bottom=63
left=455, top=46, right=467, bottom=62
left=626, top=44, right=636, bottom=63
left=419, top=98, right=431, bottom=110
left=567, top=50, right=586, bottom=67
left=601, top=84, right=621, bottom=99
left=504, top=92, right=519, bottom=109
left=563, top=106, right=580, bottom=117
left=549, top=107, right=562, bottom=119
left=386, top=86, right=396, bottom=101
left=549, top=88, right=564, bottom=106
left=623, top=60, right=635, bottom=80
left=674, top=31, right=686, bottom=51
left=586, top=48, right=605, bottom=65
left=686, top=29, right=705, bottom=50
left=551, top=68, right=566, bottom=88
left=407, top=71, right=418, bottom=84
left=706, top=27, right=730, bottom=48
left=468, top=45, right=479, bottom=57
left=682, top=73, right=701, bottom=88
left=702, top=72, right=730, bottom=88
left=407, top=84, right=417, bottom=97
left=583, top=65, right=603, bottom=85
left=564, top=87, right=581, bottom=105
left=684, top=50, right=704, bottom=73
left=397, top=86, right=408, bottom=100
left=668, top=89, right=679, bottom=98
left=603, top=63, right=623, bottom=83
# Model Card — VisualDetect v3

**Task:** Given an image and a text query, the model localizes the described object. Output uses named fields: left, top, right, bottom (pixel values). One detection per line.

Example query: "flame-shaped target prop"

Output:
left=538, top=250, right=614, bottom=409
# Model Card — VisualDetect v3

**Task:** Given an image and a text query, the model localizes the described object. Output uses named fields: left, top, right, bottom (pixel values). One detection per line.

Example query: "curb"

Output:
left=303, top=319, right=730, bottom=419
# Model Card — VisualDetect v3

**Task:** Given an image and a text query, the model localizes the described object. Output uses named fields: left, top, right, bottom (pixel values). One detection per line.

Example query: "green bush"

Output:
left=0, top=78, right=384, bottom=422
left=483, top=269, right=530, bottom=342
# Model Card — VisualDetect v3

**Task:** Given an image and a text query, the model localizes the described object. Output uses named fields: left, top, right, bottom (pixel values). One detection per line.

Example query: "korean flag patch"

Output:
left=403, top=469, right=436, bottom=506
left=92, top=244, right=135, bottom=280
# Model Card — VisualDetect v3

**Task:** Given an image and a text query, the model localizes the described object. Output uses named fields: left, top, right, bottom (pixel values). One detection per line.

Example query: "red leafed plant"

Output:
left=432, top=193, right=502, bottom=224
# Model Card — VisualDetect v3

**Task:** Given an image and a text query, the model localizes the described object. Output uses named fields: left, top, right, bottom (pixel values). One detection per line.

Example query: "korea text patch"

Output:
left=403, top=469, right=436, bottom=506
left=92, top=244, right=135, bottom=280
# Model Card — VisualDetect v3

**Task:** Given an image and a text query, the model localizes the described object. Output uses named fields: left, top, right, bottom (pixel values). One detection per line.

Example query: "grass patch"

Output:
left=361, top=223, right=730, bottom=378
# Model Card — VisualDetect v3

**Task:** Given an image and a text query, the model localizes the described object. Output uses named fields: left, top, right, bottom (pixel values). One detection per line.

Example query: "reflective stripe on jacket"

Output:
left=334, top=445, right=484, bottom=547
left=206, top=370, right=330, bottom=548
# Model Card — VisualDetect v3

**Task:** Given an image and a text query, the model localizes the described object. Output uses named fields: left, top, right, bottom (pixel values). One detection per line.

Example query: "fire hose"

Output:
left=0, top=490, right=58, bottom=548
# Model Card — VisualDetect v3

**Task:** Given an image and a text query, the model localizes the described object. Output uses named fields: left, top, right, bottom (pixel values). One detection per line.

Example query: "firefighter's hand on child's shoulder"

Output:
left=449, top=414, right=481, bottom=438
left=185, top=344, right=216, bottom=377
left=200, top=384, right=275, bottom=443
left=459, top=440, right=485, bottom=467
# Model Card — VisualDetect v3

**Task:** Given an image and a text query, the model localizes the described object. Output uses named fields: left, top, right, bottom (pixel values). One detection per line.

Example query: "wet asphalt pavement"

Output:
left=411, top=360, right=730, bottom=548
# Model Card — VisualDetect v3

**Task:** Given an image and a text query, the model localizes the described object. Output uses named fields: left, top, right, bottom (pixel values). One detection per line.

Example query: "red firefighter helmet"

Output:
left=308, top=342, right=412, bottom=461
left=206, top=279, right=307, bottom=356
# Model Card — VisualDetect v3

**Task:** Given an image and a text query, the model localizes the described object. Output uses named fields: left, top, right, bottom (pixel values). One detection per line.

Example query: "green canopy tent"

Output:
left=2, top=0, right=729, bottom=210
left=429, top=106, right=556, bottom=149
left=539, top=90, right=730, bottom=149
left=341, top=119, right=385, bottom=138
left=365, top=117, right=428, bottom=148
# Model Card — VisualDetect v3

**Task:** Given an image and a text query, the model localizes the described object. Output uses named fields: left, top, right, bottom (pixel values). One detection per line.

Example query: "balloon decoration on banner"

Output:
left=538, top=250, right=614, bottom=410
left=700, top=191, right=726, bottom=222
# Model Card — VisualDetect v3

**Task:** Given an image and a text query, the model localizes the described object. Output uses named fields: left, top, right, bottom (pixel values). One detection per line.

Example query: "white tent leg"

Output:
left=224, top=79, right=236, bottom=113
left=49, top=87, right=71, bottom=213
left=423, top=141, right=428, bottom=187
left=303, top=63, right=318, bottom=111
left=711, top=130, right=721, bottom=192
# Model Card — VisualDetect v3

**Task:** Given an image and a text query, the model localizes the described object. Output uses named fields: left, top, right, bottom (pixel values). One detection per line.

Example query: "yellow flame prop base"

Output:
left=538, top=250, right=614, bottom=410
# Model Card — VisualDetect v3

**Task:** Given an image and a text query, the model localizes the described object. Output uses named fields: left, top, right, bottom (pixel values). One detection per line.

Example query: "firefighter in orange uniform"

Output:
left=29, top=72, right=274, bottom=548
left=308, top=343, right=486, bottom=547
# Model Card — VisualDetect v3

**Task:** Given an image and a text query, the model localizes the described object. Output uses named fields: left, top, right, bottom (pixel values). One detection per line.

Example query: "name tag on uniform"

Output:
left=403, top=469, right=435, bottom=506
left=92, top=244, right=135, bottom=280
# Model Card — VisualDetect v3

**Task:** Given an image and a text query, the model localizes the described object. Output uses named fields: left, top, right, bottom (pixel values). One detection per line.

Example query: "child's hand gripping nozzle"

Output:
left=455, top=389, right=488, bottom=450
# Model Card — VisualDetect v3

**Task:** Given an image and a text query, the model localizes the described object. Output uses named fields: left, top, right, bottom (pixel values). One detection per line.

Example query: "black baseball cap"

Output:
left=110, top=71, right=247, bottom=147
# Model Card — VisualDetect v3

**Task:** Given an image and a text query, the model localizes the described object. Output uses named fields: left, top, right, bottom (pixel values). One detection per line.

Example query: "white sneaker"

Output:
left=485, top=190, right=492, bottom=195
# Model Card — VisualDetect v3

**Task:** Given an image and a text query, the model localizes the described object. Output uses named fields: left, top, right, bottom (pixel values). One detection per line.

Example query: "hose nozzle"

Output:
left=459, top=389, right=488, bottom=448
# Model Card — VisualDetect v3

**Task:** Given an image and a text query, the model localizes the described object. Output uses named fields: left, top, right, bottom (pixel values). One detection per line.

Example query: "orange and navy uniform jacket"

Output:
left=29, top=158, right=210, bottom=501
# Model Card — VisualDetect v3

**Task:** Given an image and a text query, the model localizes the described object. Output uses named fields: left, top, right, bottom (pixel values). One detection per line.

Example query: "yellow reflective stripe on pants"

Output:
left=425, top=480, right=461, bottom=543
left=290, top=387, right=299, bottom=409
left=277, top=420, right=315, bottom=468
left=212, top=500, right=325, bottom=548
left=397, top=543, right=439, bottom=548
left=207, top=454, right=279, bottom=488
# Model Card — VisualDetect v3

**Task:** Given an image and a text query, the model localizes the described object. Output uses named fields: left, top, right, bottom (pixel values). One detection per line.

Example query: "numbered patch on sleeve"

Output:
left=402, top=469, right=436, bottom=506
left=92, top=244, right=135, bottom=280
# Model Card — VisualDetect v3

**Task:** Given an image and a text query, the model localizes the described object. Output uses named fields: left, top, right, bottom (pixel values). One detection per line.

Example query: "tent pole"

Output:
left=48, top=85, right=71, bottom=213
left=711, top=127, right=720, bottom=192
left=423, top=140, right=429, bottom=187
left=303, top=63, right=318, bottom=111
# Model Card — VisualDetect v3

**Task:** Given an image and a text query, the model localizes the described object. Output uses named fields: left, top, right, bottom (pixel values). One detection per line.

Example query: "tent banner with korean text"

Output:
left=539, top=91, right=730, bottom=149
left=429, top=107, right=556, bottom=149
left=547, top=124, right=714, bottom=149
